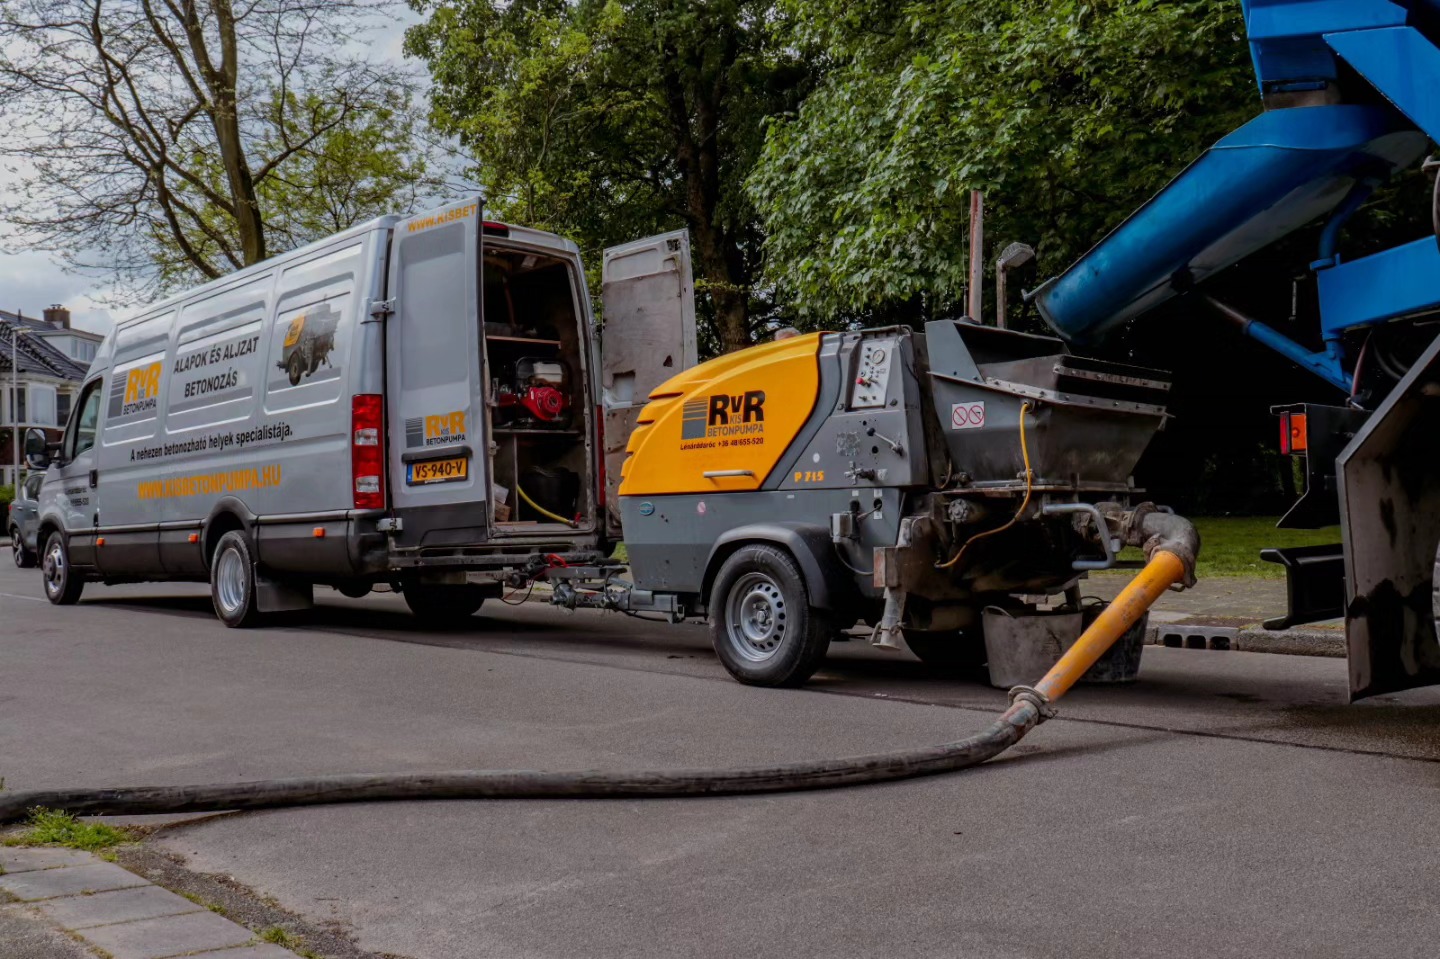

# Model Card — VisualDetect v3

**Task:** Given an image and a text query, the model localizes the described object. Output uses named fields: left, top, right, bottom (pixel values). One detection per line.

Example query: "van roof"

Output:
left=112, top=207, right=580, bottom=334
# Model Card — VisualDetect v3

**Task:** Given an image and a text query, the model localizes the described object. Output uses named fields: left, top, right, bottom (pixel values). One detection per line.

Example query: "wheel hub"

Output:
left=42, top=542, right=64, bottom=598
left=215, top=547, right=247, bottom=615
left=725, top=572, right=788, bottom=662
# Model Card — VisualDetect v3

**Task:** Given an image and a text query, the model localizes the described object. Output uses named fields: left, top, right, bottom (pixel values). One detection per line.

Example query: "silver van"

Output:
left=24, top=200, right=696, bottom=626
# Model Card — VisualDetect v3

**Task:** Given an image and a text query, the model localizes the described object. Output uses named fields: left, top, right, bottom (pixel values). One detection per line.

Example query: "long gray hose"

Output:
left=0, top=698, right=1045, bottom=822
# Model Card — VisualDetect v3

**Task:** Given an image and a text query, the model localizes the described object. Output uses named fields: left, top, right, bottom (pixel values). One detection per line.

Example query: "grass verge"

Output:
left=2, top=808, right=134, bottom=852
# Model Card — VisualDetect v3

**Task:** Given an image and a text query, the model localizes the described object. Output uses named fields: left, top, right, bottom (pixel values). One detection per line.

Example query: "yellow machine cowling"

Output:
left=619, top=333, right=822, bottom=496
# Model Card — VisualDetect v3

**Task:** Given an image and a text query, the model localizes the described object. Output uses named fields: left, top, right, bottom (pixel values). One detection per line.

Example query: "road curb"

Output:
left=1145, top=623, right=1345, bottom=658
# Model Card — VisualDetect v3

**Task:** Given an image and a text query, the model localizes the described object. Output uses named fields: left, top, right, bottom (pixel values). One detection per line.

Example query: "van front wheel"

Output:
left=210, top=530, right=262, bottom=627
left=41, top=531, right=83, bottom=605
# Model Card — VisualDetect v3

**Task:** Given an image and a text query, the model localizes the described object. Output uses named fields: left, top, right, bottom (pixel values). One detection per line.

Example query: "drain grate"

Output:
left=1154, top=625, right=1238, bottom=651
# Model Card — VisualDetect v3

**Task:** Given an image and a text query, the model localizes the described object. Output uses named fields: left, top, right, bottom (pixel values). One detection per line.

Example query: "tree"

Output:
left=748, top=0, right=1258, bottom=321
left=0, top=0, right=439, bottom=295
left=406, top=0, right=808, bottom=353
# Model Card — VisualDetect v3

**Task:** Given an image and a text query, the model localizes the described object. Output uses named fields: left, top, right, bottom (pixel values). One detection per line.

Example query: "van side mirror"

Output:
left=23, top=427, right=52, bottom=469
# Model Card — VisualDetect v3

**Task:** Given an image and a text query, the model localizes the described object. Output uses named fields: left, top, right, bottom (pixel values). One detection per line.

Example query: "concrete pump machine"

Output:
left=8, top=0, right=1439, bottom=821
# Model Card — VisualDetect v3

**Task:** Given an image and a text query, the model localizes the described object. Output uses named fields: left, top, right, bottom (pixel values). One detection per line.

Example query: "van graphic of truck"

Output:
left=277, top=302, right=339, bottom=386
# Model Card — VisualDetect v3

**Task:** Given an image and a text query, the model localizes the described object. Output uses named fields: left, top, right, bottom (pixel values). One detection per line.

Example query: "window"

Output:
left=29, top=385, right=56, bottom=427
left=67, top=379, right=102, bottom=460
left=57, top=391, right=72, bottom=427
left=23, top=473, right=43, bottom=499
left=12, top=386, right=24, bottom=424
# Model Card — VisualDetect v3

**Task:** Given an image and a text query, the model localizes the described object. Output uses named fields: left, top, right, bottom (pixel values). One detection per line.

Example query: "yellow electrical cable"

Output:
left=517, top=484, right=578, bottom=527
left=935, top=401, right=1034, bottom=570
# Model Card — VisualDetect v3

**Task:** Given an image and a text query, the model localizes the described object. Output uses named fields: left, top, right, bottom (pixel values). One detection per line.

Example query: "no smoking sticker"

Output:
left=950, top=402, right=986, bottom=430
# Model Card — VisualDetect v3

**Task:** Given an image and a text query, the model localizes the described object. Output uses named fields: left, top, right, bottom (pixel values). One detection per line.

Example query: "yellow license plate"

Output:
left=407, top=456, right=468, bottom=485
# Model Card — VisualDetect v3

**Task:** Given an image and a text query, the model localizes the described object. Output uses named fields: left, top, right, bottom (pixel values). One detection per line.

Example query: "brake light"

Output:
left=1279, top=412, right=1308, bottom=455
left=352, top=394, right=385, bottom=509
left=482, top=221, right=510, bottom=237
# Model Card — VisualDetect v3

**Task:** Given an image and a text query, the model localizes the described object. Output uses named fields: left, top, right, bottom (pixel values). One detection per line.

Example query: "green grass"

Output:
left=3, top=808, right=134, bottom=851
left=1110, top=516, right=1339, bottom=579
left=259, top=926, right=316, bottom=956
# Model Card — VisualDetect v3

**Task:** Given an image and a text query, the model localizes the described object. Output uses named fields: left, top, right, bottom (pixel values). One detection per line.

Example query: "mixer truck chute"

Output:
left=1032, top=0, right=1440, bottom=699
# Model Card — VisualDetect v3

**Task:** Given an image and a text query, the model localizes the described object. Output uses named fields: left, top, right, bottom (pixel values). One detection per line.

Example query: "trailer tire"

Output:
left=902, top=629, right=987, bottom=674
left=41, top=531, right=83, bottom=605
left=210, top=530, right=263, bottom=628
left=403, top=583, right=487, bottom=626
left=710, top=545, right=830, bottom=687
left=286, top=352, right=305, bottom=386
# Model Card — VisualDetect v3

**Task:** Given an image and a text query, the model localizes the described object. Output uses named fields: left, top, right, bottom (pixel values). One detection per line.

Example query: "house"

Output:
left=1, top=306, right=99, bottom=486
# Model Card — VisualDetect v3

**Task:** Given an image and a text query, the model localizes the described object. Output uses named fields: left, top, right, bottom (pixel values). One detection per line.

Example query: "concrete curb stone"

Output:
left=0, top=847, right=303, bottom=959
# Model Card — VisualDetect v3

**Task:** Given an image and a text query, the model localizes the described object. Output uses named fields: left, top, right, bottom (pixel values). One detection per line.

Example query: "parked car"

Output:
left=8, top=472, right=43, bottom=568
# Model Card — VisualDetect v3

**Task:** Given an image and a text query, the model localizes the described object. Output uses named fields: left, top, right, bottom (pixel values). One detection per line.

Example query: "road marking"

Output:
left=0, top=591, right=46, bottom=602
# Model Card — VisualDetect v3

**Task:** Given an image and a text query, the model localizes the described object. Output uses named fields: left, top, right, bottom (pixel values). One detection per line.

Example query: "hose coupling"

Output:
left=1003, top=685, right=1055, bottom=730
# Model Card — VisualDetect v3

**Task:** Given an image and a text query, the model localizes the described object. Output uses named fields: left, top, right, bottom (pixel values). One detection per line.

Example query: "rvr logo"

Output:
left=707, top=391, right=765, bottom=426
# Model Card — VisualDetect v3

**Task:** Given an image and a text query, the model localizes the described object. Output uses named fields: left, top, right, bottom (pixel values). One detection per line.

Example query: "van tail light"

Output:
left=1279, top=411, right=1308, bottom=455
left=352, top=393, right=385, bottom=509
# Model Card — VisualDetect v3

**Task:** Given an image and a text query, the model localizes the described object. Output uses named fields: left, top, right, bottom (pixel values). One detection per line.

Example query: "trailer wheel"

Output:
left=11, top=526, right=36, bottom=568
left=902, top=629, right=987, bottom=674
left=710, top=545, right=830, bottom=687
left=286, top=352, right=305, bottom=386
left=41, top=531, right=83, bottom=605
left=210, top=530, right=263, bottom=627
left=403, top=583, right=487, bottom=626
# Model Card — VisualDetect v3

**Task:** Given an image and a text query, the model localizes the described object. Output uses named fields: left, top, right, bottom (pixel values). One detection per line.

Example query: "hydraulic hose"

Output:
left=0, top=525, right=1197, bottom=824
left=517, top=484, right=578, bottom=527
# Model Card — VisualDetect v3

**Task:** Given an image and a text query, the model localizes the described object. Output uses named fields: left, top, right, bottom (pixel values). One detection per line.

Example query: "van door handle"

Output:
left=703, top=470, right=755, bottom=479
left=89, top=469, right=98, bottom=489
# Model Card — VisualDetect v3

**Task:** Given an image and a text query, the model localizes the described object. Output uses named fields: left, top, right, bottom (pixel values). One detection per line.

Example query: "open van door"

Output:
left=600, top=231, right=697, bottom=535
left=384, top=200, right=487, bottom=545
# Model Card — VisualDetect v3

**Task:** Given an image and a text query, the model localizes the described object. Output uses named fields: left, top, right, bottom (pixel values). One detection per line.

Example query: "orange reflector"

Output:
left=313, top=527, right=326, bottom=538
left=188, top=533, right=199, bottom=544
left=1279, top=412, right=1308, bottom=455
left=96, top=537, right=105, bottom=547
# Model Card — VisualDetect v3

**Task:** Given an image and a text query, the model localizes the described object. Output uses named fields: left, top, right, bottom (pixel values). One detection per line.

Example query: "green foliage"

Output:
left=0, top=484, right=13, bottom=513
left=749, top=0, right=1258, bottom=319
left=5, top=808, right=134, bottom=851
left=406, top=0, right=810, bottom=350
left=1109, top=517, right=1342, bottom=579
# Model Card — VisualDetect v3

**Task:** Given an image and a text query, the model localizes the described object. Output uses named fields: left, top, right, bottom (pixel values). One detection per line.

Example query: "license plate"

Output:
left=407, top=456, right=468, bottom=485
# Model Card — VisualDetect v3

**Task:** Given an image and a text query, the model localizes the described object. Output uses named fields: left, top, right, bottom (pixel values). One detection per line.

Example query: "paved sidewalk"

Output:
left=0, top=847, right=300, bottom=959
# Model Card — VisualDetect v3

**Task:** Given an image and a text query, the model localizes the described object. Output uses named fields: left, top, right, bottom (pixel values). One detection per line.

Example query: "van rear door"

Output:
left=385, top=201, right=487, bottom=541
left=600, top=231, right=697, bottom=534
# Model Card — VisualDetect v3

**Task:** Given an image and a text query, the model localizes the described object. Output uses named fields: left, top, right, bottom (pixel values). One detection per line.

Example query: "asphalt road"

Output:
left=3, top=562, right=1440, bottom=959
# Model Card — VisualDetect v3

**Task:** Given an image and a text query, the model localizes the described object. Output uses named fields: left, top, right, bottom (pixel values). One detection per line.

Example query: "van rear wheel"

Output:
left=710, top=545, right=830, bottom=687
left=210, top=530, right=263, bottom=627
left=403, top=582, right=487, bottom=626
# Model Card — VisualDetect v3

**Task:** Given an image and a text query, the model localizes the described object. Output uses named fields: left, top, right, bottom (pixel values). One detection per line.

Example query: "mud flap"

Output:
left=1338, top=332, right=1440, bottom=700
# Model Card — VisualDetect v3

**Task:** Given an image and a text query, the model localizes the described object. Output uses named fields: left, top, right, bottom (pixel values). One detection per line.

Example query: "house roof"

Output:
left=0, top=312, right=91, bottom=382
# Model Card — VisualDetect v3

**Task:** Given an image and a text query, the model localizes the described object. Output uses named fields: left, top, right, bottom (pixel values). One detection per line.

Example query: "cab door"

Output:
left=384, top=200, right=487, bottom=544
left=53, top=377, right=104, bottom=567
left=600, top=231, right=697, bottom=534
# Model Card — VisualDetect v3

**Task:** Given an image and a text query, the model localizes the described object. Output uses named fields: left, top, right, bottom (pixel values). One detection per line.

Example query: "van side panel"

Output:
left=93, top=227, right=388, bottom=581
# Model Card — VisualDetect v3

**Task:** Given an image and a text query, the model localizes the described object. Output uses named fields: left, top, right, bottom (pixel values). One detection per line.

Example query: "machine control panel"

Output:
left=850, top=336, right=897, bottom=409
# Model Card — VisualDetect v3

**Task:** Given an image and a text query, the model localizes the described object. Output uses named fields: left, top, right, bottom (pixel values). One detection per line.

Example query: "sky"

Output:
left=0, top=8, right=422, bottom=338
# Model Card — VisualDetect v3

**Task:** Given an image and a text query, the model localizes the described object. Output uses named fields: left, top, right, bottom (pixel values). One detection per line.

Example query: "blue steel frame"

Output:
left=1038, top=1, right=1440, bottom=392
left=1235, top=1, right=1440, bottom=383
